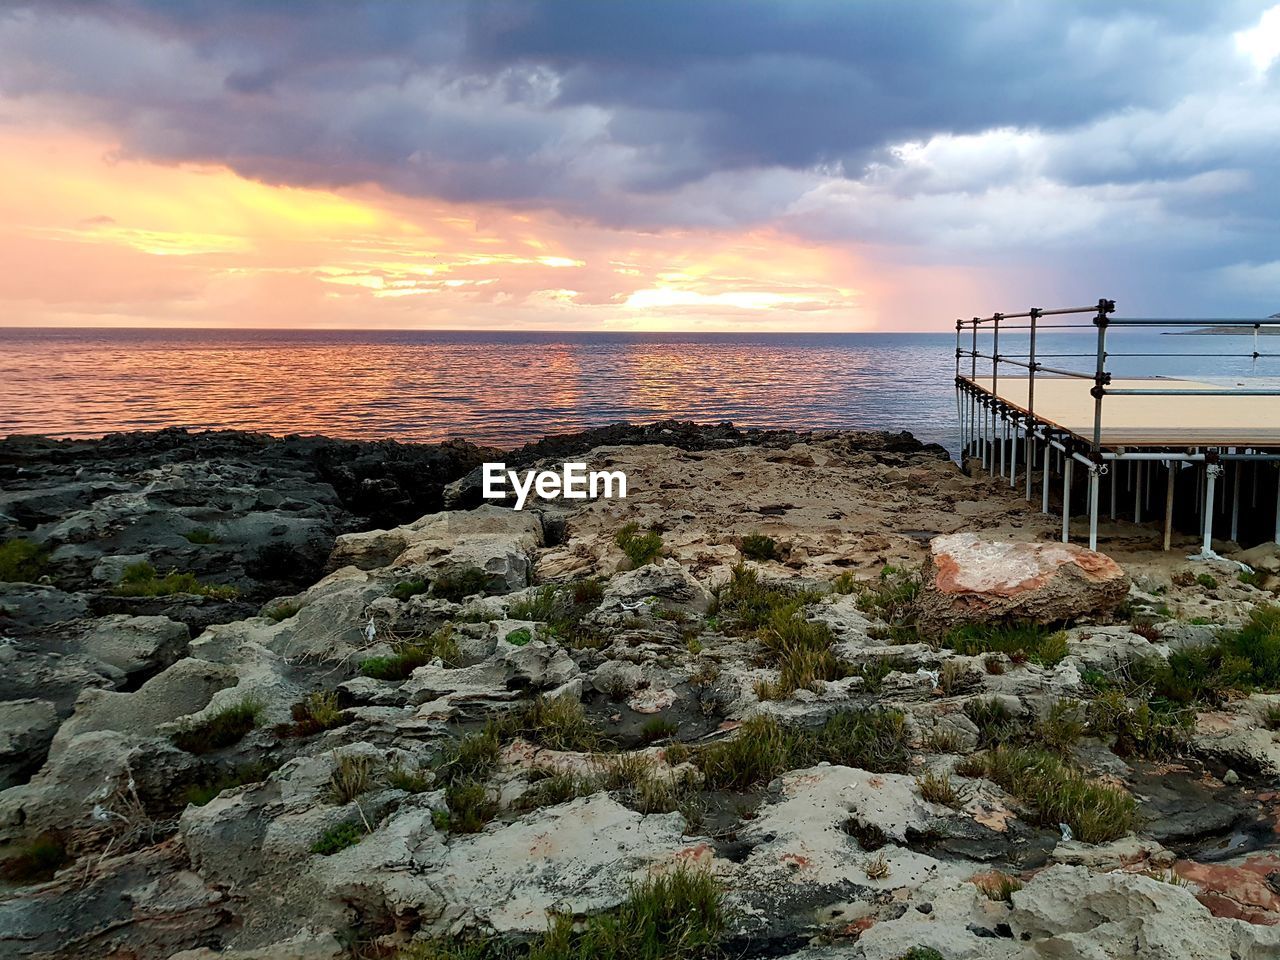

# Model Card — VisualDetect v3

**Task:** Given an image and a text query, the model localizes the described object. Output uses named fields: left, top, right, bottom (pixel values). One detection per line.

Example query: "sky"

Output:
left=0, top=1, right=1277, bottom=332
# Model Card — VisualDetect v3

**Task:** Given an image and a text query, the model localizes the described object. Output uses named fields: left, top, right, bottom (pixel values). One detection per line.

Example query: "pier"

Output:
left=955, top=302, right=1280, bottom=553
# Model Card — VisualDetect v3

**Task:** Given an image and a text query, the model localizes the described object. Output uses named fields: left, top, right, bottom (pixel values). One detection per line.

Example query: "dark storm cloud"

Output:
left=1, top=0, right=1278, bottom=312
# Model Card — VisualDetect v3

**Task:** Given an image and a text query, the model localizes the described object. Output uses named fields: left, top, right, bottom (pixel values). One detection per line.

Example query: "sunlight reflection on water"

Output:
left=0, top=328, right=1271, bottom=455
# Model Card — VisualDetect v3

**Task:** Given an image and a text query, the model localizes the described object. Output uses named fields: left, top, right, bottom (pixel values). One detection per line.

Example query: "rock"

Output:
left=592, top=559, right=712, bottom=618
left=0, top=698, right=59, bottom=789
left=75, top=614, right=189, bottom=679
left=499, top=642, right=581, bottom=692
left=328, top=505, right=541, bottom=597
left=0, top=583, right=90, bottom=628
left=1236, top=541, right=1280, bottom=574
left=168, top=931, right=345, bottom=960
left=1009, top=864, right=1280, bottom=958
left=917, top=533, right=1131, bottom=636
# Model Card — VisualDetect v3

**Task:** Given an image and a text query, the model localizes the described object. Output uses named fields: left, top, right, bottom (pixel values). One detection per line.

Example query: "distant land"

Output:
left=1169, top=315, right=1280, bottom=335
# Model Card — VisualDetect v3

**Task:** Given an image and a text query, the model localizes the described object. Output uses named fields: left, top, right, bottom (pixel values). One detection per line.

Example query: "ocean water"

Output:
left=0, top=327, right=1275, bottom=455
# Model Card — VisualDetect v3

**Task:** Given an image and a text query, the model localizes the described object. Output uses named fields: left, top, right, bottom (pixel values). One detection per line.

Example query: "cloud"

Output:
left=0, top=0, right=1277, bottom=318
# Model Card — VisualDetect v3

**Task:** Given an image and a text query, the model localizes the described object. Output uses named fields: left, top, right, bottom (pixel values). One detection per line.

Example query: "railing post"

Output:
left=1025, top=307, right=1040, bottom=501
left=1203, top=460, right=1222, bottom=554
left=1062, top=455, right=1073, bottom=543
left=1090, top=298, right=1115, bottom=452
left=992, top=313, right=1002, bottom=475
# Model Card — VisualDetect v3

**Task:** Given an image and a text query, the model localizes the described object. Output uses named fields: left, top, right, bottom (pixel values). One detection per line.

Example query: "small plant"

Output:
left=516, top=771, right=599, bottom=811
left=386, top=761, right=433, bottom=793
left=948, top=622, right=1068, bottom=667
left=1239, top=569, right=1266, bottom=589
left=740, top=533, right=778, bottom=561
left=1196, top=573, right=1219, bottom=590
left=855, top=565, right=921, bottom=636
left=640, top=716, right=679, bottom=743
left=264, top=601, right=301, bottom=622
left=894, top=950, right=945, bottom=960
left=290, top=691, right=349, bottom=736
left=923, top=725, right=963, bottom=753
left=442, top=779, right=498, bottom=834
left=696, top=715, right=797, bottom=791
left=863, top=852, right=890, bottom=879
left=975, top=871, right=1024, bottom=902
left=171, top=698, right=262, bottom=754
left=615, top=522, right=664, bottom=567
left=1036, top=699, right=1086, bottom=753
left=359, top=627, right=460, bottom=679
left=916, top=771, right=960, bottom=808
left=183, top=528, right=220, bottom=544
left=962, top=745, right=1137, bottom=844
left=437, top=724, right=502, bottom=786
left=327, top=753, right=375, bottom=804
left=0, top=538, right=49, bottom=582
left=431, top=566, right=489, bottom=602
left=964, top=697, right=1023, bottom=748
left=391, top=579, right=429, bottom=601
left=0, top=833, right=70, bottom=883
left=832, top=570, right=858, bottom=594
left=513, top=696, right=601, bottom=752
left=938, top=659, right=973, bottom=695
left=311, top=821, right=364, bottom=855
left=116, top=560, right=239, bottom=599
left=504, top=627, right=533, bottom=647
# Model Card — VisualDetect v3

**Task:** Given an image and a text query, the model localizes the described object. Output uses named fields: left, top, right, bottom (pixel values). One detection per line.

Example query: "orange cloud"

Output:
left=0, top=121, right=929, bottom=331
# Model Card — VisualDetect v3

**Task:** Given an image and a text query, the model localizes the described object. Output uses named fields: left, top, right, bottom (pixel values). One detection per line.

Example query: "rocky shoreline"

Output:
left=2, top=422, right=1280, bottom=959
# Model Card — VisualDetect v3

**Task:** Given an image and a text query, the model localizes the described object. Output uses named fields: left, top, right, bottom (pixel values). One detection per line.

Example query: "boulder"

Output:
left=917, top=533, right=1130, bottom=636
left=1009, top=864, right=1280, bottom=958
left=75, top=614, right=189, bottom=679
left=592, top=559, right=712, bottom=619
left=0, top=698, right=59, bottom=789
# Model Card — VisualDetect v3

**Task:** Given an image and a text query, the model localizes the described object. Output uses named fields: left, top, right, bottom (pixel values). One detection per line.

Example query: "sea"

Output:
left=1, top=327, right=1275, bottom=457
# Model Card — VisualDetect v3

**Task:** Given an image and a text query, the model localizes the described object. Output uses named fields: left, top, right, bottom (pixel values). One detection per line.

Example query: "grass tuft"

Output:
left=183, top=528, right=220, bottom=544
left=289, top=691, right=349, bottom=736
left=327, top=753, right=375, bottom=804
left=311, top=821, right=365, bottom=855
left=947, top=622, right=1069, bottom=667
left=391, top=579, right=429, bottom=601
left=0, top=538, right=49, bottom=582
left=960, top=745, right=1137, bottom=844
left=116, top=560, right=238, bottom=599
left=740, top=533, right=778, bottom=561
left=916, top=770, right=961, bottom=808
left=360, top=626, right=460, bottom=679
left=431, top=566, right=490, bottom=602
left=171, top=698, right=262, bottom=754
left=615, top=522, right=664, bottom=567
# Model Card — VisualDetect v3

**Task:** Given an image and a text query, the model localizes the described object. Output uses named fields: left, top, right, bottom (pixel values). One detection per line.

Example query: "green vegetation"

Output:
left=603, top=756, right=703, bottom=827
left=311, top=821, right=365, bottom=855
left=0, top=538, right=49, bottom=582
left=957, top=745, right=1136, bottom=844
left=359, top=626, right=460, bottom=679
left=403, top=866, right=724, bottom=960
left=947, top=622, right=1069, bottom=667
left=1264, top=703, right=1280, bottom=730
left=964, top=698, right=1023, bottom=748
left=697, top=709, right=909, bottom=791
left=1035, top=699, right=1087, bottom=753
left=0, top=833, right=70, bottom=883
left=714, top=563, right=819, bottom=632
left=437, top=725, right=503, bottom=786
left=504, top=627, right=533, bottom=646
left=386, top=762, right=433, bottom=794
left=1196, top=573, right=1219, bottom=590
left=894, top=950, right=945, bottom=960
left=440, top=779, right=499, bottom=834
left=431, top=566, right=490, bottom=602
left=740, top=533, right=778, bottom=561
left=391, top=579, right=430, bottom=601
left=327, top=753, right=375, bottom=804
left=855, top=565, right=921, bottom=640
left=1239, top=569, right=1266, bottom=589
left=640, top=716, right=679, bottom=743
left=289, top=691, right=349, bottom=736
left=182, top=760, right=281, bottom=807
left=264, top=601, right=301, bottom=621
left=509, top=696, right=601, bottom=752
left=1086, top=688, right=1190, bottom=759
left=116, top=561, right=239, bottom=599
left=916, top=771, right=960, bottom=808
left=183, top=528, right=220, bottom=544
left=515, top=771, right=599, bottom=812
left=171, top=697, right=262, bottom=754
left=615, top=522, right=664, bottom=567
left=506, top=581, right=605, bottom=645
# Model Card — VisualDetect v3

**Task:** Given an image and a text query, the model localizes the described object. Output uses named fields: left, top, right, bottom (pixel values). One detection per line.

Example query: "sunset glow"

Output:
left=0, top=2, right=1277, bottom=330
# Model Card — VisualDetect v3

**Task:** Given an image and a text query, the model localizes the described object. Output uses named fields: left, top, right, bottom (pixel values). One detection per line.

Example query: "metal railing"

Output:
left=955, top=301, right=1280, bottom=452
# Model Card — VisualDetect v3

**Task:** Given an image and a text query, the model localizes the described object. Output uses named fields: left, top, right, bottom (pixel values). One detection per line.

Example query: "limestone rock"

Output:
left=0, top=698, right=59, bottom=789
left=1009, top=864, right=1280, bottom=959
left=917, top=533, right=1130, bottom=636
left=592, top=558, right=712, bottom=619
